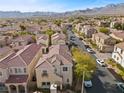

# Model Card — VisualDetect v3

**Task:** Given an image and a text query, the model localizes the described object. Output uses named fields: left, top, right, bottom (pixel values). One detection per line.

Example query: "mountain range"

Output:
left=0, top=3, right=124, bottom=18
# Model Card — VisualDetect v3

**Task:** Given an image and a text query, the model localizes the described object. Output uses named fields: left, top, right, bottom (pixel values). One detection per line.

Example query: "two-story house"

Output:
left=0, top=44, right=42, bottom=93
left=51, top=33, right=66, bottom=45
left=81, top=25, right=97, bottom=38
left=92, top=32, right=116, bottom=52
left=36, top=34, right=49, bottom=46
left=110, top=31, right=124, bottom=42
left=112, top=42, right=124, bottom=67
left=11, top=35, right=35, bottom=49
left=35, top=44, right=73, bottom=89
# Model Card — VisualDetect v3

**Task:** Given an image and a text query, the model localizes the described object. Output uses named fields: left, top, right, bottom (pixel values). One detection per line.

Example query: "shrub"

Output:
left=99, top=27, right=109, bottom=34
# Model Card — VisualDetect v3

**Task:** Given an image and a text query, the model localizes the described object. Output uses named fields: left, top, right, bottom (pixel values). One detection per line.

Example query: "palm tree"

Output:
left=45, top=29, right=55, bottom=46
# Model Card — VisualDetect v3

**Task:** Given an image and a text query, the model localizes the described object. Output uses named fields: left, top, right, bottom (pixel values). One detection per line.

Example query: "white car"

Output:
left=84, top=80, right=92, bottom=88
left=87, top=48, right=94, bottom=53
left=96, top=59, right=106, bottom=67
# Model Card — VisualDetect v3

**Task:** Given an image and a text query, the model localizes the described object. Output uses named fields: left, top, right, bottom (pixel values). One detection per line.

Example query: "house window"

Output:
left=42, top=70, right=48, bottom=76
left=63, top=67, right=68, bottom=71
left=42, top=82, right=46, bottom=86
left=15, top=68, right=18, bottom=73
left=42, top=82, right=50, bottom=86
left=114, top=55, right=116, bottom=58
left=117, top=57, right=119, bottom=61
left=121, top=49, right=123, bottom=54
left=18, top=68, right=22, bottom=73
left=24, top=68, right=26, bottom=73
left=67, top=78, right=69, bottom=83
left=0, top=72, right=2, bottom=76
left=43, top=70, right=47, bottom=73
left=10, top=69, right=13, bottom=73
left=47, top=82, right=50, bottom=86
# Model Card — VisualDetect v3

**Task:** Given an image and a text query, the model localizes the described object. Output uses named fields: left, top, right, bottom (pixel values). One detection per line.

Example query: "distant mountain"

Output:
left=0, top=3, right=124, bottom=18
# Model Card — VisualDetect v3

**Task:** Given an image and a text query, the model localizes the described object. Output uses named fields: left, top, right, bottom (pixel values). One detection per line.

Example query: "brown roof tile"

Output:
left=5, top=75, right=28, bottom=83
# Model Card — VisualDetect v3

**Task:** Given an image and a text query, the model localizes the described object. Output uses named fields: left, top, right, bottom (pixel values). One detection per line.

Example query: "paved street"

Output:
left=67, top=30, right=122, bottom=93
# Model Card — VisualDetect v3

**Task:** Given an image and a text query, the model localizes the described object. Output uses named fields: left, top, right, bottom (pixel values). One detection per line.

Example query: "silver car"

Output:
left=96, top=59, right=106, bottom=67
left=84, top=80, right=92, bottom=88
left=116, top=82, right=124, bottom=93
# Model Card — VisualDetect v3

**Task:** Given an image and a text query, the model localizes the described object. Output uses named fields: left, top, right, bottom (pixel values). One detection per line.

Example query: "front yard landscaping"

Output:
left=106, top=58, right=124, bottom=81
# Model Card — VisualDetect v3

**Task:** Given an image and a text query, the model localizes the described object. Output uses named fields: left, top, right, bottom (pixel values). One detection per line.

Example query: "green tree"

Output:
left=20, top=25, right=26, bottom=31
left=114, top=23, right=122, bottom=30
left=72, top=48, right=96, bottom=80
left=99, top=27, right=109, bottom=34
left=54, top=20, right=62, bottom=26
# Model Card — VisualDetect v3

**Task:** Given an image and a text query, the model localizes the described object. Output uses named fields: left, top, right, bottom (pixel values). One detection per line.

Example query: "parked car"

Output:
left=87, top=48, right=95, bottom=53
left=84, top=80, right=92, bottom=88
left=70, top=42, right=78, bottom=47
left=96, top=59, right=106, bottom=67
left=116, top=82, right=124, bottom=92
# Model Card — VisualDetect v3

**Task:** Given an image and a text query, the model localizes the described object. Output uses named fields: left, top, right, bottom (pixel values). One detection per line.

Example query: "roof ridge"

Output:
left=18, top=55, right=27, bottom=66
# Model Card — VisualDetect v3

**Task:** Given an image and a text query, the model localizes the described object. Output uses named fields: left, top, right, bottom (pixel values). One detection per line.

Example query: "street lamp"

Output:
left=81, top=70, right=93, bottom=93
left=81, top=71, right=85, bottom=93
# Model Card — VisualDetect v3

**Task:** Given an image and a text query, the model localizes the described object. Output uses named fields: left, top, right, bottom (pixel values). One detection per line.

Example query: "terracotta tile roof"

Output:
left=5, top=75, right=28, bottom=83
left=51, top=33, right=66, bottom=41
left=116, top=42, right=124, bottom=50
left=20, top=43, right=41, bottom=65
left=12, top=35, right=33, bottom=42
left=0, top=53, right=15, bottom=69
left=37, top=34, right=48, bottom=40
left=111, top=31, right=124, bottom=39
left=0, top=44, right=41, bottom=68
left=36, top=44, right=72, bottom=68
left=94, top=32, right=110, bottom=39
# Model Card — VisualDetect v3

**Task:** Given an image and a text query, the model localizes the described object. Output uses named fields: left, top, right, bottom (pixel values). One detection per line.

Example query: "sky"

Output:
left=0, top=0, right=124, bottom=12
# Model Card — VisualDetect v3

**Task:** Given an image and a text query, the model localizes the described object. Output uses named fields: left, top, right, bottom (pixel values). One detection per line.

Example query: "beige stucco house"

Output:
left=92, top=32, right=116, bottom=52
left=0, top=44, right=42, bottom=93
left=110, top=31, right=124, bottom=42
left=81, top=25, right=97, bottom=38
left=112, top=42, right=124, bottom=67
left=51, top=33, right=66, bottom=45
left=35, top=44, right=73, bottom=89
left=36, top=34, right=49, bottom=46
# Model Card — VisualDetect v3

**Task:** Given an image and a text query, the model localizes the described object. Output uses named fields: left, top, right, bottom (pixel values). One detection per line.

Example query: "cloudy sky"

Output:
left=0, top=0, right=124, bottom=12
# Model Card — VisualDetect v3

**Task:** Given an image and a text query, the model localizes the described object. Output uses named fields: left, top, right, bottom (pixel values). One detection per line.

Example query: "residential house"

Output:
left=75, top=23, right=84, bottom=32
left=51, top=33, right=66, bottom=45
left=11, top=35, right=35, bottom=50
left=110, top=31, right=124, bottom=42
left=92, top=32, right=116, bottom=52
left=61, top=23, right=72, bottom=30
left=112, top=42, right=124, bottom=67
left=110, top=21, right=120, bottom=28
left=26, top=25, right=41, bottom=34
left=98, top=21, right=110, bottom=27
left=81, top=25, right=97, bottom=38
left=0, top=44, right=42, bottom=93
left=0, top=47, right=13, bottom=60
left=0, top=36, right=12, bottom=47
left=0, top=26, right=20, bottom=35
left=36, top=34, right=49, bottom=46
left=35, top=44, right=73, bottom=89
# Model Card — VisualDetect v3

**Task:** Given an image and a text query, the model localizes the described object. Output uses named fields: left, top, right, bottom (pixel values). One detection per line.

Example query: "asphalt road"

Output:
left=67, top=30, right=122, bottom=93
